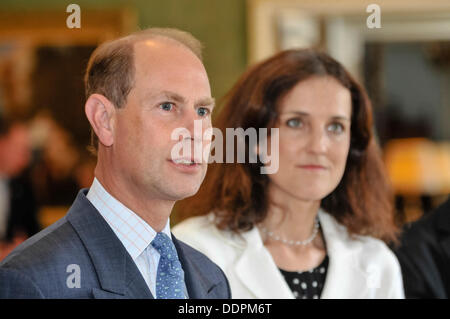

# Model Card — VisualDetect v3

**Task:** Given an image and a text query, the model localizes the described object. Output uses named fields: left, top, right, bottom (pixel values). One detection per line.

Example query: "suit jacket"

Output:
left=0, top=189, right=231, bottom=299
left=394, top=197, right=450, bottom=298
left=173, top=209, right=404, bottom=299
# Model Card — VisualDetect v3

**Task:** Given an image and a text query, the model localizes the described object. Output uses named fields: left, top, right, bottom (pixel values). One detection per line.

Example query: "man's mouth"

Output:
left=170, top=156, right=204, bottom=167
left=172, top=158, right=197, bottom=165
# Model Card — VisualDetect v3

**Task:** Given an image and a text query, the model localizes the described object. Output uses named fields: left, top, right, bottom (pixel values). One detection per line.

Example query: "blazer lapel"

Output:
left=319, top=242, right=370, bottom=298
left=318, top=211, right=370, bottom=298
left=233, top=228, right=294, bottom=299
left=67, top=190, right=153, bottom=299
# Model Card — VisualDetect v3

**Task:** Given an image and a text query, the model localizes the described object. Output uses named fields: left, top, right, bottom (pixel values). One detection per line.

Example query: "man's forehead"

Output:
left=130, top=38, right=211, bottom=99
left=133, top=37, right=199, bottom=62
left=132, top=38, right=206, bottom=76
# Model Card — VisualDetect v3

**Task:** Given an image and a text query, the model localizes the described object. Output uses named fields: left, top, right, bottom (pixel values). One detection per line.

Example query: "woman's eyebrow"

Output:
left=280, top=111, right=350, bottom=121
left=330, top=116, right=350, bottom=122
left=280, top=111, right=309, bottom=116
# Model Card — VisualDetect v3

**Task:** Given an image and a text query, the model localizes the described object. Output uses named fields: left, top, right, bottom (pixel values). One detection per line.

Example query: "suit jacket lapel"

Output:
left=319, top=241, right=370, bottom=298
left=67, top=190, right=153, bottom=299
left=318, top=211, right=370, bottom=298
left=233, top=228, right=294, bottom=299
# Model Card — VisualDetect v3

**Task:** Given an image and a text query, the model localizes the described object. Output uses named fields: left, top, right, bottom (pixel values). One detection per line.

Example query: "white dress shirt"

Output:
left=86, top=177, right=186, bottom=298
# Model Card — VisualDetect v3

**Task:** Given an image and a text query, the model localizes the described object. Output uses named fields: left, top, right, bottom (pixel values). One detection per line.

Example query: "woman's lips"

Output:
left=297, top=164, right=327, bottom=170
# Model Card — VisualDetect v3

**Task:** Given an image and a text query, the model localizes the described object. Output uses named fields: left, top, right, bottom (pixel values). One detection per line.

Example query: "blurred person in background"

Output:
left=0, top=116, right=40, bottom=260
left=28, top=112, right=96, bottom=205
left=28, top=113, right=81, bottom=207
left=173, top=49, right=404, bottom=299
left=395, top=196, right=450, bottom=298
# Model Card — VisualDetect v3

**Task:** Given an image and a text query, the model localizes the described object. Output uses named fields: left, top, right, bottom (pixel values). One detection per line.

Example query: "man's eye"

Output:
left=197, top=107, right=210, bottom=117
left=286, top=118, right=303, bottom=128
left=328, top=122, right=344, bottom=134
left=160, top=102, right=174, bottom=111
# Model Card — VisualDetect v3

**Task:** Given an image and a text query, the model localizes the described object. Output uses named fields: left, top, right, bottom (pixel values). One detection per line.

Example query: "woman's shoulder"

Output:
left=321, top=211, right=404, bottom=298
left=319, top=210, right=399, bottom=266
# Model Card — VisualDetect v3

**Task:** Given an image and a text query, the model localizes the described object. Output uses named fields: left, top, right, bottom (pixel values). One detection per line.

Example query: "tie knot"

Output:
left=151, top=232, right=178, bottom=261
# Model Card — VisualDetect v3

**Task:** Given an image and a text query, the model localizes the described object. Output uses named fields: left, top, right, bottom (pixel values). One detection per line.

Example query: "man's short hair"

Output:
left=84, top=27, right=204, bottom=154
left=85, top=27, right=203, bottom=108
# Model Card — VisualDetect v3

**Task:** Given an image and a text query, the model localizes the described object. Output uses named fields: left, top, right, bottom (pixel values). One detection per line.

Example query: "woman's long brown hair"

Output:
left=175, top=49, right=399, bottom=244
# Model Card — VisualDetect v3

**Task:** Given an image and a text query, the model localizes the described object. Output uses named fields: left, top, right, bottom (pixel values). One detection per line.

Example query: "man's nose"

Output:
left=181, top=108, right=204, bottom=142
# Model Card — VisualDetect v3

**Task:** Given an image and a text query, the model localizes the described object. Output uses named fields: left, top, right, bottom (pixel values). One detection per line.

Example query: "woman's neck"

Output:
left=262, top=183, right=321, bottom=242
left=260, top=183, right=327, bottom=272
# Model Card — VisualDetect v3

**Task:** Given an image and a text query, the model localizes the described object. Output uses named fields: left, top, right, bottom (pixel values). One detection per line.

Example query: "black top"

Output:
left=279, top=255, right=329, bottom=299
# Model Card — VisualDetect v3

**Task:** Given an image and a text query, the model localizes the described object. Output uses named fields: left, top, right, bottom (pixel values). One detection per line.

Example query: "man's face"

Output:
left=110, top=40, right=214, bottom=201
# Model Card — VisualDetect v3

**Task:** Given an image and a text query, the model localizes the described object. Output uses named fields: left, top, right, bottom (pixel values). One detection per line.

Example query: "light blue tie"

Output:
left=151, top=232, right=185, bottom=299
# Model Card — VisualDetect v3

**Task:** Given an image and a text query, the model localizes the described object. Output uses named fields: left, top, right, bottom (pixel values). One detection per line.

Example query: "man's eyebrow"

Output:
left=160, top=91, right=186, bottom=104
left=150, top=91, right=215, bottom=108
left=196, top=97, right=215, bottom=108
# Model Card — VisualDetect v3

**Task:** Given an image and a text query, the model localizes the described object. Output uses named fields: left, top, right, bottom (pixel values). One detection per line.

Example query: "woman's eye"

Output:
left=197, top=107, right=210, bottom=117
left=286, top=118, right=303, bottom=128
left=159, top=102, right=174, bottom=111
left=328, top=122, right=344, bottom=134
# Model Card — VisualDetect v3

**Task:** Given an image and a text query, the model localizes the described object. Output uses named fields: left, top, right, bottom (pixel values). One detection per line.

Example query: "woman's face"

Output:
left=268, top=76, right=352, bottom=202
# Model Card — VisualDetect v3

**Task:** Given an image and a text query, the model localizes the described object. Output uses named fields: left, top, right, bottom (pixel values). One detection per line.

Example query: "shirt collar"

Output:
left=86, top=177, right=171, bottom=260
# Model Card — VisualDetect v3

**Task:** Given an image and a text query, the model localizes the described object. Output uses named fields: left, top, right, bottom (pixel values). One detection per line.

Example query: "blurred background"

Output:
left=0, top=0, right=449, bottom=258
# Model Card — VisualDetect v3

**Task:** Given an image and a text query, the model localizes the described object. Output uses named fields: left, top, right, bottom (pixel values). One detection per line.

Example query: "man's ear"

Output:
left=85, top=94, right=116, bottom=147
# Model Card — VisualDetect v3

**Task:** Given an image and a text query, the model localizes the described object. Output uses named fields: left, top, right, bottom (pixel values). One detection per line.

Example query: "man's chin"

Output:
left=163, top=183, right=202, bottom=201
left=177, top=187, right=202, bottom=200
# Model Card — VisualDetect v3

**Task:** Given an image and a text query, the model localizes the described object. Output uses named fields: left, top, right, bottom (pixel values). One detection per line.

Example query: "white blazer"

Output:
left=173, top=209, right=405, bottom=299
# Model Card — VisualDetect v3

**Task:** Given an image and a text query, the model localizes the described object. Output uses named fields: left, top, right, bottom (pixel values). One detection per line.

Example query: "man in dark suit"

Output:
left=0, top=28, right=230, bottom=299
left=395, top=197, right=450, bottom=298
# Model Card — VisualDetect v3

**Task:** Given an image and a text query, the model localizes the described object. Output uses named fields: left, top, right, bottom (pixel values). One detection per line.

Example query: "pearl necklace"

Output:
left=259, top=217, right=320, bottom=246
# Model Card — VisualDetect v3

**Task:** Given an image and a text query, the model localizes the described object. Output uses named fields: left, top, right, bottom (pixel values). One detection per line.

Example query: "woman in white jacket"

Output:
left=173, top=49, right=404, bottom=299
